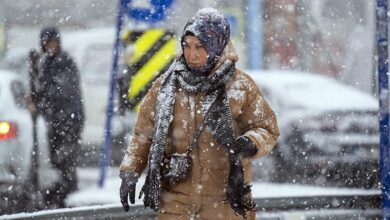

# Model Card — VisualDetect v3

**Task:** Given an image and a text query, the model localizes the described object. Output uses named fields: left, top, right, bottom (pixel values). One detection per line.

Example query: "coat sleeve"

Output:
left=119, top=79, right=161, bottom=174
left=238, top=72, right=280, bottom=158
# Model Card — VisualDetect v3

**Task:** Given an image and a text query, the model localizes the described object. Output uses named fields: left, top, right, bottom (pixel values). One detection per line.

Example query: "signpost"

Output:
left=246, top=0, right=262, bottom=70
left=0, top=23, right=5, bottom=57
left=377, top=0, right=390, bottom=218
left=0, top=7, right=6, bottom=57
left=99, top=0, right=174, bottom=187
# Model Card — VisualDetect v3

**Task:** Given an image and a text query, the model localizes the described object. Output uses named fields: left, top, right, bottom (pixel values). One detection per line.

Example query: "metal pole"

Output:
left=377, top=0, right=390, bottom=218
left=0, top=6, right=6, bottom=57
left=98, top=0, right=125, bottom=187
left=247, top=0, right=263, bottom=70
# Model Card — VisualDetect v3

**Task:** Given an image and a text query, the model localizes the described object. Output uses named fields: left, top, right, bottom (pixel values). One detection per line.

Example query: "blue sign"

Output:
left=121, top=0, right=174, bottom=22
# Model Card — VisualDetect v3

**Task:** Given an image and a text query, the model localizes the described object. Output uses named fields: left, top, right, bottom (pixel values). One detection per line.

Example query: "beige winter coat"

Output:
left=120, top=42, right=279, bottom=220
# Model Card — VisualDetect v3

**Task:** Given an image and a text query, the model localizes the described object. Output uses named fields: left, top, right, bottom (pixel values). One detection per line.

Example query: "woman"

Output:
left=119, top=8, right=279, bottom=220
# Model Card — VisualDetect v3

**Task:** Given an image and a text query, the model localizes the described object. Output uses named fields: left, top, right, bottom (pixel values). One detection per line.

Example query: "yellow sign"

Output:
left=119, top=28, right=176, bottom=111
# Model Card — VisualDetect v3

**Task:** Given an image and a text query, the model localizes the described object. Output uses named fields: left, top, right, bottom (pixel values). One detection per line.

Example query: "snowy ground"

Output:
left=0, top=166, right=380, bottom=219
left=67, top=167, right=380, bottom=207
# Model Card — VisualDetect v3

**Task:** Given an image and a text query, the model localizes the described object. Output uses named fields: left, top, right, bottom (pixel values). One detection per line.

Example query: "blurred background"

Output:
left=0, top=0, right=376, bottom=94
left=0, top=0, right=381, bottom=218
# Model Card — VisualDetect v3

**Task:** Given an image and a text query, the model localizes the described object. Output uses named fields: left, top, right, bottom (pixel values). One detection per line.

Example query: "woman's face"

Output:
left=183, top=35, right=208, bottom=68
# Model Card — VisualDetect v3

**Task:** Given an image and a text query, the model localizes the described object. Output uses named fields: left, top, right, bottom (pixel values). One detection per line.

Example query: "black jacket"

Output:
left=37, top=51, right=84, bottom=128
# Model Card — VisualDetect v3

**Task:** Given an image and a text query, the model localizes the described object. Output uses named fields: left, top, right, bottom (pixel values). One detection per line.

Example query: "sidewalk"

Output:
left=67, top=167, right=380, bottom=207
left=67, top=167, right=124, bottom=207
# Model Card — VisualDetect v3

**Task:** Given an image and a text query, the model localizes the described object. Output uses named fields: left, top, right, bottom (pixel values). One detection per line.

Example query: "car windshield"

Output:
left=0, top=48, right=29, bottom=79
left=283, top=81, right=375, bottom=111
left=252, top=72, right=378, bottom=112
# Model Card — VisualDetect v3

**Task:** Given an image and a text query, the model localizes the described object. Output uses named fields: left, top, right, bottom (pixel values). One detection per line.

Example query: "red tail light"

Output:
left=0, top=121, right=17, bottom=140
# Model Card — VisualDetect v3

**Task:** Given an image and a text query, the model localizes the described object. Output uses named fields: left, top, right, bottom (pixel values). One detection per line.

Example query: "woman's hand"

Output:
left=119, top=171, right=139, bottom=211
left=234, top=136, right=258, bottom=158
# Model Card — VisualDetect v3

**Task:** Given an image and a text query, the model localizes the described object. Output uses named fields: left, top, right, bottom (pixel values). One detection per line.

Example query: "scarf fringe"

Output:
left=207, top=89, right=256, bottom=218
left=140, top=167, right=161, bottom=212
left=225, top=157, right=256, bottom=218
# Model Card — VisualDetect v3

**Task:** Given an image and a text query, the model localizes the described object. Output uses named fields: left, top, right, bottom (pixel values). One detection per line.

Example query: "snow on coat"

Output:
left=120, top=41, right=280, bottom=219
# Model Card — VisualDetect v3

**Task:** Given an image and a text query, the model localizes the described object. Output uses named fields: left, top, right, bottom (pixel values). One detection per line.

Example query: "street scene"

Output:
left=0, top=0, right=383, bottom=219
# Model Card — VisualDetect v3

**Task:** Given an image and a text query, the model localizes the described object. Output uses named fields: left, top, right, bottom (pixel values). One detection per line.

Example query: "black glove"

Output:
left=119, top=171, right=139, bottom=212
left=235, top=136, right=258, bottom=158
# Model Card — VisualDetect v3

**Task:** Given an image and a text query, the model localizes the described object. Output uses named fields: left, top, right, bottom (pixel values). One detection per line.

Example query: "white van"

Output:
left=63, top=28, right=135, bottom=165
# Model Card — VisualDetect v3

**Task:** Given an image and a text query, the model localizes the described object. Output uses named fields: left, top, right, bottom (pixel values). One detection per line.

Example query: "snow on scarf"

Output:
left=139, top=56, right=254, bottom=217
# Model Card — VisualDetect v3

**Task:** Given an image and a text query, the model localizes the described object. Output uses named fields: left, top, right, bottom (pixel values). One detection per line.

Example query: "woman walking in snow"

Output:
left=119, top=8, right=279, bottom=219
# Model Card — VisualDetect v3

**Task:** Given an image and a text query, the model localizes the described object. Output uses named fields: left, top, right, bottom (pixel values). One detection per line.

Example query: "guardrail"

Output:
left=0, top=193, right=382, bottom=220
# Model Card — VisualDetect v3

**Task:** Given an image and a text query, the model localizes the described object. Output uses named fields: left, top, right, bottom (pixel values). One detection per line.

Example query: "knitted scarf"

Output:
left=140, top=57, right=254, bottom=217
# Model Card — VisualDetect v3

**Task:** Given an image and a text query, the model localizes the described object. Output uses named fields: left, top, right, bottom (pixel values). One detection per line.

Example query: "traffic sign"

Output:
left=118, top=28, right=176, bottom=112
left=121, top=0, right=174, bottom=22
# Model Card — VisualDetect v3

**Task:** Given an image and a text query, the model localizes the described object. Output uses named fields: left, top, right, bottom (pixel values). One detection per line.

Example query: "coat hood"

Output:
left=181, top=8, right=231, bottom=74
left=40, top=26, right=61, bottom=52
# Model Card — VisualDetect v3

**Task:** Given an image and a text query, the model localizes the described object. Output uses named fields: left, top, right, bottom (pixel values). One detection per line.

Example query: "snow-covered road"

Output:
left=67, top=167, right=380, bottom=207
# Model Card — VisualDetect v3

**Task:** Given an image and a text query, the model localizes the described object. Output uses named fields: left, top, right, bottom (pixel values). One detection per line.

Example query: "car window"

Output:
left=11, top=80, right=27, bottom=108
left=0, top=51, right=29, bottom=79
left=82, top=44, right=112, bottom=83
left=258, top=86, right=284, bottom=116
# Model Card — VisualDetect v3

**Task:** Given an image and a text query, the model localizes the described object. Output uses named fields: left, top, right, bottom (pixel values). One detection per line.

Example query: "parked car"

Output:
left=248, top=70, right=379, bottom=188
left=0, top=70, right=59, bottom=214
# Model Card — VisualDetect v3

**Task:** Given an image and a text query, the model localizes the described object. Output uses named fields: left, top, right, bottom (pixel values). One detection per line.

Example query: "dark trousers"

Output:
left=45, top=120, right=83, bottom=208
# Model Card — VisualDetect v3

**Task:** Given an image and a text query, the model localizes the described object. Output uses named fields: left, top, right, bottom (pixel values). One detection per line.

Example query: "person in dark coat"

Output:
left=35, top=26, right=84, bottom=208
left=119, top=8, right=279, bottom=219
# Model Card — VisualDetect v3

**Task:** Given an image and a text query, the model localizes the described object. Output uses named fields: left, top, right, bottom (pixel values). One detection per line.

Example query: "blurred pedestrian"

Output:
left=119, top=8, right=279, bottom=219
left=29, top=26, right=84, bottom=208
